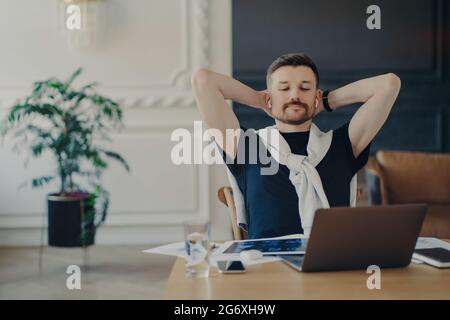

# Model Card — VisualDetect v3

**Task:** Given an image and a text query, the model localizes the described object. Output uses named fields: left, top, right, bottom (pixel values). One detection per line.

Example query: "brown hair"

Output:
left=266, top=53, right=319, bottom=87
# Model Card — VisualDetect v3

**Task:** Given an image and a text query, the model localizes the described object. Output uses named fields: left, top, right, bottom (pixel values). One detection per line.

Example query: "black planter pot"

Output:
left=47, top=192, right=96, bottom=247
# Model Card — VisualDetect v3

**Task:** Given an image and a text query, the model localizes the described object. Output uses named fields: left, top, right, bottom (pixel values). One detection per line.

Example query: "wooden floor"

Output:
left=0, top=245, right=176, bottom=299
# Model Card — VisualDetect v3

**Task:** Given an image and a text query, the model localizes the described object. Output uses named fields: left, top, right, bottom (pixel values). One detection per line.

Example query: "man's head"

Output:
left=266, top=53, right=321, bottom=126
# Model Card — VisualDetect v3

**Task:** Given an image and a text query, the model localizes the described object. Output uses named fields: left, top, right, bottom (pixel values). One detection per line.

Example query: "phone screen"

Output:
left=217, top=260, right=246, bottom=272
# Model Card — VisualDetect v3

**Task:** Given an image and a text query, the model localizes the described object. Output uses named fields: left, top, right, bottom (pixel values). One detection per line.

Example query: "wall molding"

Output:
left=0, top=0, right=235, bottom=246
left=0, top=123, right=211, bottom=235
left=101, top=0, right=210, bottom=110
left=117, top=94, right=197, bottom=110
left=0, top=0, right=210, bottom=111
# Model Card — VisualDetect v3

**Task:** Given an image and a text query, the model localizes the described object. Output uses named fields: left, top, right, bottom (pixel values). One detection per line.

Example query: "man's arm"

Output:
left=326, top=73, right=401, bottom=158
left=191, top=69, right=267, bottom=160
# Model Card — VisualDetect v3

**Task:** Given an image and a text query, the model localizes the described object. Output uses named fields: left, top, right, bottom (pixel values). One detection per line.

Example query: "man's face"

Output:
left=268, top=66, right=319, bottom=125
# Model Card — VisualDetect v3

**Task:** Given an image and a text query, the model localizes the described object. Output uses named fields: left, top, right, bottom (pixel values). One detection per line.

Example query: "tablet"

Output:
left=216, top=237, right=308, bottom=255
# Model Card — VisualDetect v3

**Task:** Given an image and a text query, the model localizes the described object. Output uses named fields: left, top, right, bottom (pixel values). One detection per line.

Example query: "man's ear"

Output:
left=317, top=88, right=323, bottom=100
left=266, top=92, right=271, bottom=108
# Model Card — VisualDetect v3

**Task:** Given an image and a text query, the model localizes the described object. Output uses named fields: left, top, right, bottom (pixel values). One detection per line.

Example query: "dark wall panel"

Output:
left=232, top=0, right=450, bottom=153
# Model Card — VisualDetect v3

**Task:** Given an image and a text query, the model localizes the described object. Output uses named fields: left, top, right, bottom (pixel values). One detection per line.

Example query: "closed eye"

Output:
left=279, top=87, right=311, bottom=91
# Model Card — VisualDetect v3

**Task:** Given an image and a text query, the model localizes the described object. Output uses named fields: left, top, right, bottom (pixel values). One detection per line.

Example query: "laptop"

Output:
left=280, top=204, right=427, bottom=272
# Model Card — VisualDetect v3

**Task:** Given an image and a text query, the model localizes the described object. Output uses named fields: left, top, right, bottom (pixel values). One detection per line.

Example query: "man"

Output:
left=191, top=53, right=401, bottom=239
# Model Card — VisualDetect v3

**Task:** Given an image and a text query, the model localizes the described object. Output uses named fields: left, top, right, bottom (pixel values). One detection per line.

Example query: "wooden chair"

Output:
left=217, top=186, right=248, bottom=240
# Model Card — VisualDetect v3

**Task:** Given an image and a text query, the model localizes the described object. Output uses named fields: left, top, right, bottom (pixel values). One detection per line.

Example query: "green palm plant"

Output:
left=0, top=68, right=130, bottom=245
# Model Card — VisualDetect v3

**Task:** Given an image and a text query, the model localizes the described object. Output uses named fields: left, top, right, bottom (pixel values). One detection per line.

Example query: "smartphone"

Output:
left=217, top=260, right=246, bottom=273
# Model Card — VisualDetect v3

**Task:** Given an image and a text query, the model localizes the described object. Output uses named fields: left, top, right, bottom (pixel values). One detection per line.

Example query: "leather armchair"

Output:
left=366, top=150, right=450, bottom=238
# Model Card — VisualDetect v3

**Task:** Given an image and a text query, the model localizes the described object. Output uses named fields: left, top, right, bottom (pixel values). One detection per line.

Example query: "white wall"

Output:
left=0, top=0, right=233, bottom=245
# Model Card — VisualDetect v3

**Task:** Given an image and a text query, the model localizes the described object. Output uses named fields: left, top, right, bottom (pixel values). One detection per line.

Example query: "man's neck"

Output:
left=275, top=119, right=312, bottom=133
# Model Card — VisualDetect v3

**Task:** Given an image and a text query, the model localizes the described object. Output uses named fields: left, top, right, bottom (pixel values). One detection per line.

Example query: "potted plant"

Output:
left=0, top=68, right=130, bottom=247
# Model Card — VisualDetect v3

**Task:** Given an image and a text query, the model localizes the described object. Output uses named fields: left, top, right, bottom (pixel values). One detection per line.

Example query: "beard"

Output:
left=272, top=101, right=315, bottom=125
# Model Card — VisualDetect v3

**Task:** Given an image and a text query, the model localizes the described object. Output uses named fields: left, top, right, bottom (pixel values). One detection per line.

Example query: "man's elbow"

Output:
left=191, top=68, right=211, bottom=89
left=384, top=73, right=401, bottom=92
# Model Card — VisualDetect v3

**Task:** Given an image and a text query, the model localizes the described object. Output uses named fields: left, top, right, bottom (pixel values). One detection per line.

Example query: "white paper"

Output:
left=142, top=241, right=222, bottom=259
left=143, top=238, right=288, bottom=267
left=415, top=237, right=450, bottom=250
left=411, top=258, right=424, bottom=264
left=142, top=241, right=187, bottom=258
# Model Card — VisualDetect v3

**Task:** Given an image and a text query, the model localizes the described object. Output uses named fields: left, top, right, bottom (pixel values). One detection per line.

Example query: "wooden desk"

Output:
left=165, top=241, right=450, bottom=300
